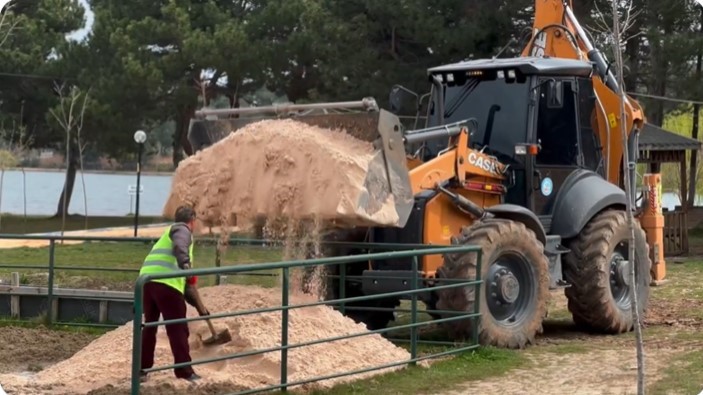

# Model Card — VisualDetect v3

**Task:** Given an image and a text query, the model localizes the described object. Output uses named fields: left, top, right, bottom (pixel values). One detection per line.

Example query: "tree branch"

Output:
left=0, top=3, right=19, bottom=49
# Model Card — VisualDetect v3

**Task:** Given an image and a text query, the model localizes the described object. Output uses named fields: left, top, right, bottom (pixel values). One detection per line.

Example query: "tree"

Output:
left=79, top=0, right=262, bottom=166
left=0, top=0, right=85, bottom=147
left=47, top=84, right=90, bottom=227
left=307, top=0, right=533, bottom=105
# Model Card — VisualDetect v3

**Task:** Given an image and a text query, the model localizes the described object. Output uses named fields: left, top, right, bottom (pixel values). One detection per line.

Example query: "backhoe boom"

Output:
left=522, top=0, right=645, bottom=187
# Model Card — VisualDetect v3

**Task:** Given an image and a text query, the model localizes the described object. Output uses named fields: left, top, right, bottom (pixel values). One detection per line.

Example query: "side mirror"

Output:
left=388, top=85, right=418, bottom=114
left=547, top=80, right=564, bottom=108
left=389, top=86, right=404, bottom=113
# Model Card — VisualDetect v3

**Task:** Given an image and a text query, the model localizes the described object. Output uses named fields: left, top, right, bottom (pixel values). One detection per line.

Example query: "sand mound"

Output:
left=162, top=118, right=400, bottom=230
left=0, top=285, right=412, bottom=394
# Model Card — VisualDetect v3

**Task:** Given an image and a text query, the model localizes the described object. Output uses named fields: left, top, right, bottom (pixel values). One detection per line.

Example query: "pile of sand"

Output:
left=162, top=118, right=401, bottom=230
left=0, top=285, right=413, bottom=394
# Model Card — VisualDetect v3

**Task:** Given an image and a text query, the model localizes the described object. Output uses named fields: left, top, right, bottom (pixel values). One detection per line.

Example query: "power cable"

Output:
left=627, top=92, right=703, bottom=105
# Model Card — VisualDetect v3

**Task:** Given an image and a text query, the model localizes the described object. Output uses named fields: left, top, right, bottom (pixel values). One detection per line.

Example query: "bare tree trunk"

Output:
left=0, top=169, right=4, bottom=231
left=612, top=2, right=645, bottom=393
left=79, top=144, right=88, bottom=229
left=647, top=21, right=668, bottom=127
left=688, top=7, right=703, bottom=209
left=624, top=23, right=641, bottom=89
left=55, top=142, right=79, bottom=218
left=172, top=103, right=196, bottom=167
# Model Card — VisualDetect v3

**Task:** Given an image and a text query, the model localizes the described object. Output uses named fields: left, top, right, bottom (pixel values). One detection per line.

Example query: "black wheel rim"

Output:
left=485, top=252, right=536, bottom=327
left=610, top=241, right=633, bottom=309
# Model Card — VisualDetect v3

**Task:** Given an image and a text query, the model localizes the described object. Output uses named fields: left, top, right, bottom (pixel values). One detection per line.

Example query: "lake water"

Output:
left=0, top=169, right=172, bottom=217
left=0, top=169, right=694, bottom=217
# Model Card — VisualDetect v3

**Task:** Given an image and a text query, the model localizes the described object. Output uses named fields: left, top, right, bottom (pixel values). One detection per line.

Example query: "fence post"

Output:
left=410, top=256, right=418, bottom=364
left=10, top=272, right=19, bottom=319
left=46, top=239, right=56, bottom=326
left=472, top=249, right=482, bottom=346
left=131, top=277, right=146, bottom=395
left=339, top=262, right=346, bottom=315
left=281, top=267, right=289, bottom=392
left=215, top=240, right=222, bottom=286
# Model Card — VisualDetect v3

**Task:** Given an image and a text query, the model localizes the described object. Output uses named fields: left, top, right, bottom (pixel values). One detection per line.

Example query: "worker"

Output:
left=138, top=205, right=203, bottom=382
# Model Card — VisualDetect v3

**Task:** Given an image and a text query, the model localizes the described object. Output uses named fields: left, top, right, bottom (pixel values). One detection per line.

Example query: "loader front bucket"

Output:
left=186, top=104, right=414, bottom=228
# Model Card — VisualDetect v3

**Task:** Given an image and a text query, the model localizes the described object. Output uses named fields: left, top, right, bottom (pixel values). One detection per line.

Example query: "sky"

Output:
left=66, top=0, right=94, bottom=42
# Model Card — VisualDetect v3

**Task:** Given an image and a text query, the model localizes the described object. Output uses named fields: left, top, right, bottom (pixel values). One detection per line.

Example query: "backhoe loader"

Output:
left=184, top=0, right=663, bottom=349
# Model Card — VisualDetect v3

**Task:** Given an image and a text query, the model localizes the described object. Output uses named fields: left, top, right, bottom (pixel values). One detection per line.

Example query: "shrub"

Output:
left=0, top=150, right=18, bottom=168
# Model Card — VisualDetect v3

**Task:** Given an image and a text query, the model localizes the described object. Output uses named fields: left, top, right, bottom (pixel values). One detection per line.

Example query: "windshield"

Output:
left=426, top=71, right=531, bottom=164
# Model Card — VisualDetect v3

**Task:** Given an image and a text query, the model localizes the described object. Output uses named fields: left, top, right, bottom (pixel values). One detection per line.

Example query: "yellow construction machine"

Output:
left=186, top=0, right=665, bottom=348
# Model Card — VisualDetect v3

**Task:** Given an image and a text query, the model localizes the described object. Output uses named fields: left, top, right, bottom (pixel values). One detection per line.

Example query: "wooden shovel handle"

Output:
left=205, top=318, right=217, bottom=336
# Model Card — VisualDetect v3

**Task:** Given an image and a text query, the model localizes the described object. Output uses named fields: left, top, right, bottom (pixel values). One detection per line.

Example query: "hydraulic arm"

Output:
left=521, top=0, right=645, bottom=188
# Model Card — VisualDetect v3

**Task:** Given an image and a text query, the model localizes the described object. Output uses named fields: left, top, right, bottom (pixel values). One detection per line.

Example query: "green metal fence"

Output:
left=0, top=233, right=466, bottom=328
left=130, top=244, right=483, bottom=395
left=0, top=234, right=159, bottom=327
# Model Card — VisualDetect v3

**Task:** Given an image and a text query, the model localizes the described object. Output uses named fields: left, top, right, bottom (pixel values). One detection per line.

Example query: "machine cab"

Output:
left=410, top=57, right=604, bottom=231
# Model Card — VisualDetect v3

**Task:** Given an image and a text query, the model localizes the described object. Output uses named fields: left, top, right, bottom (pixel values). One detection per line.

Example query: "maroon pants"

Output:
left=140, top=281, right=195, bottom=378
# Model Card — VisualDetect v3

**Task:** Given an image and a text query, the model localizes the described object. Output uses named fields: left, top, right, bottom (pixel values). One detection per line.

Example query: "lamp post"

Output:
left=133, top=130, right=147, bottom=237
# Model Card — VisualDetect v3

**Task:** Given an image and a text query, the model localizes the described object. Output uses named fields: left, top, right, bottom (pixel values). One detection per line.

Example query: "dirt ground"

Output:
left=436, top=293, right=689, bottom=395
left=0, top=327, right=95, bottom=374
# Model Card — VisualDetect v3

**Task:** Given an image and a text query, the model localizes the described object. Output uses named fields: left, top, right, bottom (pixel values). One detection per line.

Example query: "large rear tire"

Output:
left=562, top=209, right=651, bottom=333
left=435, top=219, right=549, bottom=348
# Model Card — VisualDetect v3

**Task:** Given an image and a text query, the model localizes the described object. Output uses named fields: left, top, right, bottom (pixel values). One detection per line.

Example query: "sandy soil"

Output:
left=163, top=118, right=404, bottom=232
left=0, top=284, right=412, bottom=395
left=0, top=224, right=239, bottom=249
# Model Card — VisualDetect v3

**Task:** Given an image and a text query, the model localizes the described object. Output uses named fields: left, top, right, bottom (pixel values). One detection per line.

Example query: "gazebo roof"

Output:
left=639, top=123, right=702, bottom=152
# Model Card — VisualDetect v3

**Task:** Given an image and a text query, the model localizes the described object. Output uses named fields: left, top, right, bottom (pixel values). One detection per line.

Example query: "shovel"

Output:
left=202, top=317, right=232, bottom=346
left=184, top=283, right=232, bottom=346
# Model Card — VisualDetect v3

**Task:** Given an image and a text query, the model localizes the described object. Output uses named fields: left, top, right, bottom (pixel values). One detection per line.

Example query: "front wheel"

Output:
left=562, top=209, right=651, bottom=333
left=435, top=219, right=549, bottom=349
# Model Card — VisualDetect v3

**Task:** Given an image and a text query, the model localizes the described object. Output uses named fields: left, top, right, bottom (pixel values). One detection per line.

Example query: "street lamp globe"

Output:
left=133, top=130, right=147, bottom=144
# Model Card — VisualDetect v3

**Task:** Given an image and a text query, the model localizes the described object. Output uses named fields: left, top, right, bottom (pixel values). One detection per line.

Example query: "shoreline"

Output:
left=2, top=167, right=174, bottom=177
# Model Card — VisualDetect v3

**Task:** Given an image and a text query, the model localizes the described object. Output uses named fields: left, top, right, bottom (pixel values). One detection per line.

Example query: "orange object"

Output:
left=528, top=144, right=539, bottom=156
left=523, top=0, right=646, bottom=187
left=639, top=174, right=666, bottom=281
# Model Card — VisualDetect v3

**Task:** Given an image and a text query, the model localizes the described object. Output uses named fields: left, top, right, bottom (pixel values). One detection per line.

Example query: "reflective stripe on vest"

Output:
left=139, top=224, right=194, bottom=294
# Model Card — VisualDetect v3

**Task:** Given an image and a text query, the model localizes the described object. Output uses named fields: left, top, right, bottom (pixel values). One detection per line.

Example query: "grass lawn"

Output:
left=0, top=239, right=283, bottom=290
left=0, top=214, right=166, bottom=234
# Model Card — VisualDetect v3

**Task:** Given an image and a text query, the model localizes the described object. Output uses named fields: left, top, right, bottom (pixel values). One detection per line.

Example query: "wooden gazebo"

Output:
left=638, top=123, right=703, bottom=255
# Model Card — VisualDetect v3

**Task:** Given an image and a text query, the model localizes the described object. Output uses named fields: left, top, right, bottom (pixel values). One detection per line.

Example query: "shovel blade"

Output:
left=202, top=329, right=233, bottom=346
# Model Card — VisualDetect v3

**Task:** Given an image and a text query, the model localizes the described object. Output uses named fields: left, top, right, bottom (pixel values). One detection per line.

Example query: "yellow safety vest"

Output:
left=139, top=224, right=194, bottom=294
